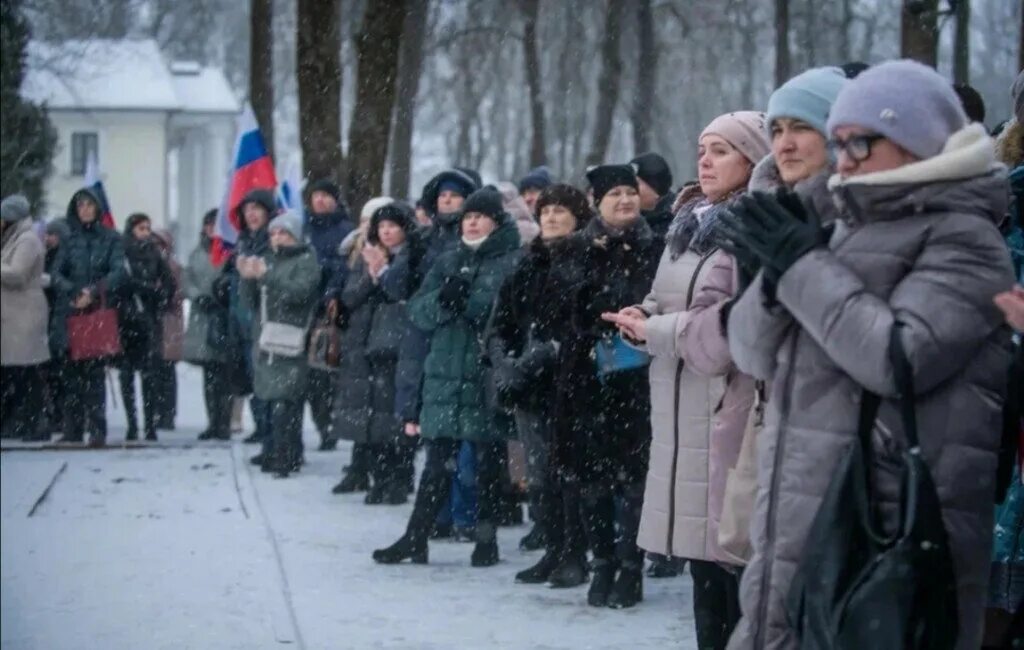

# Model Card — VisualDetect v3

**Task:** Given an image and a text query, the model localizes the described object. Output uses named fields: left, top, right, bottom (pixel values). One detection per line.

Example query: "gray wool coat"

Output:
left=726, top=124, right=1016, bottom=650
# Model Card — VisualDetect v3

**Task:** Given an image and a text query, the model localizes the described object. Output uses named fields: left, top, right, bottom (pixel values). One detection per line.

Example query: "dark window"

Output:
left=70, top=132, right=98, bottom=176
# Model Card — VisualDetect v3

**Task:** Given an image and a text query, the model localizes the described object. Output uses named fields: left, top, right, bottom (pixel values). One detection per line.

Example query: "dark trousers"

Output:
left=152, top=360, right=177, bottom=426
left=43, top=358, right=66, bottom=432
left=1, top=365, right=45, bottom=439
left=64, top=360, right=107, bottom=441
left=119, top=357, right=159, bottom=437
left=366, top=440, right=408, bottom=488
left=540, top=477, right=587, bottom=560
left=580, top=482, right=645, bottom=567
left=690, top=560, right=742, bottom=650
left=305, top=368, right=335, bottom=444
left=202, top=363, right=232, bottom=437
left=405, top=438, right=504, bottom=544
left=269, top=399, right=304, bottom=472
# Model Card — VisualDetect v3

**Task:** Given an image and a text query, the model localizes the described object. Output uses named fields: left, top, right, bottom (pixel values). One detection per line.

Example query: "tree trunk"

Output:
left=346, top=0, right=408, bottom=214
left=775, top=0, right=790, bottom=86
left=1020, top=0, right=1024, bottom=72
left=952, top=0, right=970, bottom=84
left=250, top=0, right=275, bottom=161
left=388, top=0, right=428, bottom=200
left=520, top=0, right=547, bottom=168
left=296, top=0, right=342, bottom=184
left=586, top=0, right=625, bottom=168
left=901, top=0, right=939, bottom=67
left=632, top=0, right=655, bottom=155
left=839, top=0, right=853, bottom=62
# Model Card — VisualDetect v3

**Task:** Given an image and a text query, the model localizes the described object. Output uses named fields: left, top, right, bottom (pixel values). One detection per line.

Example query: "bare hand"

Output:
left=994, top=285, right=1024, bottom=331
left=250, top=257, right=267, bottom=279
left=403, top=422, right=421, bottom=437
left=601, top=309, right=648, bottom=342
left=362, top=244, right=387, bottom=277
left=73, top=288, right=93, bottom=309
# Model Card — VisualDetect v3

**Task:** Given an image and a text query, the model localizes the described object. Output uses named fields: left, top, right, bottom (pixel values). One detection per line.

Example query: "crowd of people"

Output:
left=2, top=59, right=1023, bottom=649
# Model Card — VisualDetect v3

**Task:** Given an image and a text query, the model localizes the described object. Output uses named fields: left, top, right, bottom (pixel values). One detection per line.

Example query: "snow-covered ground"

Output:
left=1, top=363, right=696, bottom=649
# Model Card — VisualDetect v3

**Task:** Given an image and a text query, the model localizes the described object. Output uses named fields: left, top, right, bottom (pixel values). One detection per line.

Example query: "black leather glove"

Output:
left=717, top=189, right=829, bottom=292
left=211, top=275, right=231, bottom=307
left=193, top=295, right=216, bottom=311
left=438, top=275, right=471, bottom=314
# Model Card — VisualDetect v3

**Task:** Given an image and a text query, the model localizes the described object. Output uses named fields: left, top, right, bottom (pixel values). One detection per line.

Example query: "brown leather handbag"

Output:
left=307, top=301, right=342, bottom=371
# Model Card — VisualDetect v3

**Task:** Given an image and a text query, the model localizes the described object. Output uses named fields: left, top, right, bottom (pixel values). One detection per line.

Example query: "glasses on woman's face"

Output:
left=827, top=133, right=887, bottom=162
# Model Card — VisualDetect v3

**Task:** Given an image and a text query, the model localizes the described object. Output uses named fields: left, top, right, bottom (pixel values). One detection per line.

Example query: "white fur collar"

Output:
left=828, top=123, right=999, bottom=188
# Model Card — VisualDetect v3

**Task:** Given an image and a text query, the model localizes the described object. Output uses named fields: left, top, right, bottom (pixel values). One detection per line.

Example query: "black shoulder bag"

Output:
left=786, top=324, right=959, bottom=649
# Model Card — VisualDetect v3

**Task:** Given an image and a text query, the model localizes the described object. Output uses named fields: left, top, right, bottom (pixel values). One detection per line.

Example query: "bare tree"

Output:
left=952, top=0, right=970, bottom=84
left=775, top=0, right=790, bottom=86
left=586, top=0, right=625, bottom=167
left=901, top=0, right=939, bottom=66
left=520, top=0, right=546, bottom=167
left=346, top=0, right=407, bottom=212
left=388, top=0, right=429, bottom=199
left=632, top=0, right=655, bottom=154
left=296, top=0, right=342, bottom=183
left=250, top=0, right=275, bottom=161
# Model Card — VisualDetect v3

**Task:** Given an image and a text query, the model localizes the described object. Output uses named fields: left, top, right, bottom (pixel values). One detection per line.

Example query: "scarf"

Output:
left=667, top=195, right=734, bottom=260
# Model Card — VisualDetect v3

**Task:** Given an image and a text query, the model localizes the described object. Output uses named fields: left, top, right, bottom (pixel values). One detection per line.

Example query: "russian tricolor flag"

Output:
left=212, top=104, right=278, bottom=266
left=84, top=152, right=116, bottom=230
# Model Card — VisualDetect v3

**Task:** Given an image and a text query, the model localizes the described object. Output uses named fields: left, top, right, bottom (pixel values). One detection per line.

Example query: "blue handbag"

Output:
left=594, top=333, right=650, bottom=378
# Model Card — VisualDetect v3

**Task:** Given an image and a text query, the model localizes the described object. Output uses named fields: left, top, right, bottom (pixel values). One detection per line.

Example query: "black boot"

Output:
left=587, top=559, right=618, bottom=607
left=364, top=481, right=388, bottom=505
left=125, top=423, right=139, bottom=441
left=144, top=428, right=158, bottom=442
left=372, top=535, right=428, bottom=564
left=250, top=453, right=265, bottom=466
left=607, top=563, right=644, bottom=609
left=384, top=479, right=409, bottom=505
left=647, top=554, right=685, bottom=578
left=471, top=523, right=499, bottom=567
left=515, top=550, right=561, bottom=584
left=318, top=438, right=337, bottom=451
left=547, top=553, right=589, bottom=588
left=519, top=489, right=549, bottom=551
left=332, top=471, right=370, bottom=494
left=242, top=432, right=263, bottom=444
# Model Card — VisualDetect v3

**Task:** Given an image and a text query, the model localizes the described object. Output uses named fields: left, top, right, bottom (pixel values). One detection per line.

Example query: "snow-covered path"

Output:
left=2, top=364, right=696, bottom=649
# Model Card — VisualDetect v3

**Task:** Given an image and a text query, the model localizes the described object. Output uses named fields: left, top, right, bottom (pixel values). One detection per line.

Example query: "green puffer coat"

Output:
left=409, top=220, right=521, bottom=441
left=50, top=189, right=125, bottom=354
left=241, top=243, right=320, bottom=401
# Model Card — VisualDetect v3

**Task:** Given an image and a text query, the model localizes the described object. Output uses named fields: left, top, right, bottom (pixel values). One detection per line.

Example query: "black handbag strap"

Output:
left=856, top=322, right=920, bottom=454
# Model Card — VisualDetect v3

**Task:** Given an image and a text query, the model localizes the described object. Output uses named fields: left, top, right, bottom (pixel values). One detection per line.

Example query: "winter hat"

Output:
left=840, top=61, right=870, bottom=79
left=1, top=194, right=31, bottom=222
left=124, top=212, right=151, bottom=235
left=953, top=83, right=986, bottom=123
left=360, top=196, right=394, bottom=223
left=1011, top=70, right=1024, bottom=124
left=534, top=183, right=593, bottom=229
left=236, top=188, right=277, bottom=220
left=420, top=168, right=481, bottom=216
left=629, top=153, right=673, bottom=196
left=517, top=165, right=553, bottom=192
left=268, top=210, right=304, bottom=241
left=586, top=164, right=638, bottom=205
left=698, top=112, right=772, bottom=164
left=827, top=59, right=967, bottom=160
left=369, top=201, right=416, bottom=244
left=461, top=186, right=508, bottom=224
left=767, top=66, right=848, bottom=137
left=307, top=178, right=341, bottom=204
left=45, top=217, right=70, bottom=239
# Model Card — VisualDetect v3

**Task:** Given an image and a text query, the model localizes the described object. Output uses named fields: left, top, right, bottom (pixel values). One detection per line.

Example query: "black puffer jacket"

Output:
left=118, top=219, right=174, bottom=366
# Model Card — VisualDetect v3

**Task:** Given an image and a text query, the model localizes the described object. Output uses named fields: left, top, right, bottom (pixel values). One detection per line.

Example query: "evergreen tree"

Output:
left=1, top=0, right=57, bottom=212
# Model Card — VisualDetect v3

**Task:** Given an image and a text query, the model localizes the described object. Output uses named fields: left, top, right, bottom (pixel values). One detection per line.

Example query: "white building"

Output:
left=20, top=39, right=239, bottom=257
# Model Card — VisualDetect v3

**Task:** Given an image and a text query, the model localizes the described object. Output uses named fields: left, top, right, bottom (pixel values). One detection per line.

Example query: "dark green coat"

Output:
left=241, top=243, right=320, bottom=401
left=408, top=220, right=521, bottom=441
left=49, top=189, right=125, bottom=354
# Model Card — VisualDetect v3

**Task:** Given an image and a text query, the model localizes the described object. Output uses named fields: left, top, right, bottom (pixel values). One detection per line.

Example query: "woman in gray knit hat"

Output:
left=721, top=59, right=1016, bottom=650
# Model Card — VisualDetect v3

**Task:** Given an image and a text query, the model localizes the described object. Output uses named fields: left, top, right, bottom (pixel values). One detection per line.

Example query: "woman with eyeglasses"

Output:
left=721, top=60, right=1016, bottom=650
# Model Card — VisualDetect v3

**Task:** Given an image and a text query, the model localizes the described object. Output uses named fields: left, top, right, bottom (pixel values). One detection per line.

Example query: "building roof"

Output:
left=21, top=39, right=239, bottom=114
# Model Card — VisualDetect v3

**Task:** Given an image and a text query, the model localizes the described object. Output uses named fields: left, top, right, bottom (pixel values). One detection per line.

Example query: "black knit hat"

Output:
left=420, top=168, right=481, bottom=216
left=534, top=183, right=592, bottom=229
left=629, top=153, right=673, bottom=196
left=369, top=201, right=416, bottom=244
left=461, top=186, right=507, bottom=224
left=518, top=166, right=553, bottom=192
left=840, top=61, right=870, bottom=79
left=307, top=178, right=341, bottom=204
left=586, top=164, right=638, bottom=205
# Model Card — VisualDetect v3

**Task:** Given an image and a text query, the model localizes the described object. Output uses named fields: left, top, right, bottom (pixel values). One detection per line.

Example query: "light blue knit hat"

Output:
left=826, top=59, right=967, bottom=160
left=766, top=66, right=848, bottom=138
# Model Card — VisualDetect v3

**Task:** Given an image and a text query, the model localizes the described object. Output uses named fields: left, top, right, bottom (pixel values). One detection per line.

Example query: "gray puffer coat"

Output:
left=726, top=124, right=1016, bottom=650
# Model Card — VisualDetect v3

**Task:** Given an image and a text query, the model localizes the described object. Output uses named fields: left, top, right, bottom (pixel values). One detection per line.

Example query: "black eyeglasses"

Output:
left=827, top=133, right=887, bottom=162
